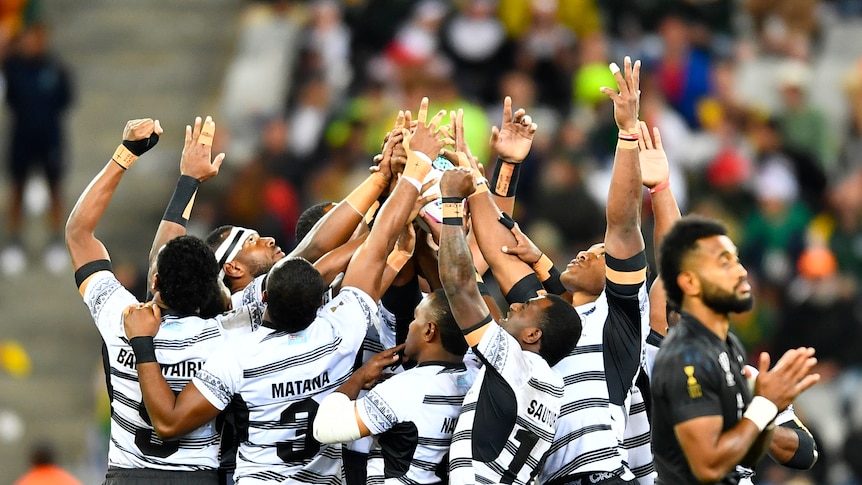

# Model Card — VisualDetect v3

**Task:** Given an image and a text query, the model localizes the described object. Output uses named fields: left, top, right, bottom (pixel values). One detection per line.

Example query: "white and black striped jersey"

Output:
left=623, top=380, right=656, bottom=485
left=193, top=286, right=377, bottom=484
left=81, top=270, right=257, bottom=471
left=232, top=274, right=266, bottom=311
left=357, top=361, right=472, bottom=484
left=449, top=321, right=564, bottom=485
left=540, top=252, right=649, bottom=484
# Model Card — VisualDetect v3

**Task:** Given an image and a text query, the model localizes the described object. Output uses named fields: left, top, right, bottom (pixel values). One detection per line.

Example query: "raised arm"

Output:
left=146, top=115, right=224, bottom=285
left=638, top=121, right=680, bottom=255
left=439, top=166, right=492, bottom=347
left=66, top=119, right=162, bottom=284
left=341, top=99, right=447, bottom=302
left=452, top=109, right=540, bottom=300
left=602, top=56, right=645, bottom=262
left=489, top=96, right=537, bottom=216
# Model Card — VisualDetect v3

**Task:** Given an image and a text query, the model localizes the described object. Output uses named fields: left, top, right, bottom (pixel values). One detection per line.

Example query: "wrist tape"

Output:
left=743, top=396, right=778, bottom=432
left=441, top=197, right=464, bottom=225
left=490, top=158, right=521, bottom=197
left=130, top=336, right=157, bottom=364
left=163, top=175, right=201, bottom=226
left=112, top=144, right=138, bottom=170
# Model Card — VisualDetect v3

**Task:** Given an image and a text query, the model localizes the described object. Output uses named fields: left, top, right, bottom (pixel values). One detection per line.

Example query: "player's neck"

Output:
left=571, top=290, right=599, bottom=307
left=683, top=300, right=730, bottom=340
left=417, top=348, right=464, bottom=366
left=229, top=275, right=252, bottom=294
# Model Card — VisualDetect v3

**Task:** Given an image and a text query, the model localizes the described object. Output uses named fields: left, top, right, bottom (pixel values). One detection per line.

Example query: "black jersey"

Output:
left=650, top=313, right=752, bottom=485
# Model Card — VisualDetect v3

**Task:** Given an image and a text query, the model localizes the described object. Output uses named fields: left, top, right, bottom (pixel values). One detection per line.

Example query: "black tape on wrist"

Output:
left=123, top=132, right=160, bottom=156
left=130, top=336, right=157, bottom=364
left=785, top=427, right=818, bottom=469
left=542, top=266, right=567, bottom=295
left=490, top=158, right=521, bottom=197
left=441, top=197, right=463, bottom=204
left=163, top=175, right=201, bottom=226
left=442, top=218, right=464, bottom=226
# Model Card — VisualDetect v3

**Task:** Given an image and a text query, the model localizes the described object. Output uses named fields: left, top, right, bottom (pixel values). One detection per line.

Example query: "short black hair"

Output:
left=156, top=235, right=220, bottom=315
left=264, top=257, right=326, bottom=332
left=659, top=215, right=728, bottom=308
left=537, top=294, right=581, bottom=367
left=428, top=289, right=468, bottom=356
left=295, top=202, right=337, bottom=243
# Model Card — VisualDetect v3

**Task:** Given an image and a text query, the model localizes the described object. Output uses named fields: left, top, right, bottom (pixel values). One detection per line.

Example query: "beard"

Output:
left=701, top=279, right=754, bottom=314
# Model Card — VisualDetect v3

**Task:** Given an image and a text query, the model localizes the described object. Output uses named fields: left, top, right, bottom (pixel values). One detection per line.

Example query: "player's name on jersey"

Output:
left=272, top=371, right=330, bottom=398
left=528, top=399, right=558, bottom=427
left=117, top=348, right=203, bottom=377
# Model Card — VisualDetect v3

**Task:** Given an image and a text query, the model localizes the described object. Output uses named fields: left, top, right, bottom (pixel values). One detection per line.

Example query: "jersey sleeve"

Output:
left=192, top=341, right=241, bottom=411
left=656, top=349, right=724, bottom=425
left=473, top=321, right=531, bottom=389
left=80, top=270, right=139, bottom=341
left=356, top=372, right=413, bottom=435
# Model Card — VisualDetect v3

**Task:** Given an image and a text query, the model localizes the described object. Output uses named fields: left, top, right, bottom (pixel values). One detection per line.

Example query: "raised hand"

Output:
left=490, top=96, right=538, bottom=163
left=122, top=300, right=162, bottom=339
left=754, top=347, right=820, bottom=411
left=122, top=118, right=163, bottom=156
left=181, top=115, right=225, bottom=183
left=406, top=97, right=451, bottom=159
left=638, top=121, right=669, bottom=189
left=600, top=56, right=641, bottom=133
left=440, top=166, right=476, bottom=199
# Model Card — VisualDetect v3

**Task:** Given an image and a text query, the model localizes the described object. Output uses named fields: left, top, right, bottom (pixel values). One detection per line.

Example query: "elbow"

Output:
left=152, top=418, right=185, bottom=441
left=691, top=464, right=727, bottom=484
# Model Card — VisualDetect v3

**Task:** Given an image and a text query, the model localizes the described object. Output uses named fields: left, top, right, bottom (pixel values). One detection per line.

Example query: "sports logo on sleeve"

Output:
left=684, top=366, right=702, bottom=399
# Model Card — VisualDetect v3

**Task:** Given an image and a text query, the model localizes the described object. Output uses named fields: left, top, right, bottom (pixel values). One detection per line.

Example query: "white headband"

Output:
left=214, top=226, right=255, bottom=278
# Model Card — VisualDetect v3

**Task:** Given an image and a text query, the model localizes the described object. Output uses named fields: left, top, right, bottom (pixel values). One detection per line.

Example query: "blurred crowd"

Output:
left=201, top=0, right=862, bottom=483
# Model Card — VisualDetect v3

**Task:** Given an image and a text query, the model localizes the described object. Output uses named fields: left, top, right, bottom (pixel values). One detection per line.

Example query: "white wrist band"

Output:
left=402, top=175, right=423, bottom=192
left=743, top=396, right=778, bottom=432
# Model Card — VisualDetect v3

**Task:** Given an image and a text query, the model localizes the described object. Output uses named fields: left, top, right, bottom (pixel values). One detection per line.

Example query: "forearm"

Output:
left=147, top=175, right=201, bottom=282
left=65, top=161, right=125, bottom=268
left=137, top=362, right=184, bottom=439
left=605, top=144, right=644, bottom=257
left=313, top=235, right=367, bottom=287
left=335, top=374, right=368, bottom=400
left=692, top=422, right=767, bottom=482
left=440, top=220, right=489, bottom=331
left=649, top=185, right=681, bottom=253
left=292, top=173, right=389, bottom=261
left=770, top=423, right=817, bottom=469
left=365, top=178, right=420, bottom=264
left=467, top=191, right=532, bottom=294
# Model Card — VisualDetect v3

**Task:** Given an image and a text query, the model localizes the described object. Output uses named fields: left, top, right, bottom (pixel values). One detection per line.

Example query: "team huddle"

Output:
left=67, top=57, right=821, bottom=485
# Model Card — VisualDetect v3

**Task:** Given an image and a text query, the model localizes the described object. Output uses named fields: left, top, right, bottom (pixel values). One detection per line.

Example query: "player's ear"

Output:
left=223, top=261, right=243, bottom=278
left=425, top=321, right=436, bottom=342
left=677, top=270, right=700, bottom=297
left=522, top=326, right=542, bottom=345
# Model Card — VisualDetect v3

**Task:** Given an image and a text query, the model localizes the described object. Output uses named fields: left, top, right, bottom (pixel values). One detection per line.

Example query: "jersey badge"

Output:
left=287, top=333, right=308, bottom=345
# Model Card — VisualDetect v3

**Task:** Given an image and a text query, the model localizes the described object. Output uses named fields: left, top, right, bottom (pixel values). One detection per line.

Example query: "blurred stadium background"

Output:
left=3, top=0, right=862, bottom=483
